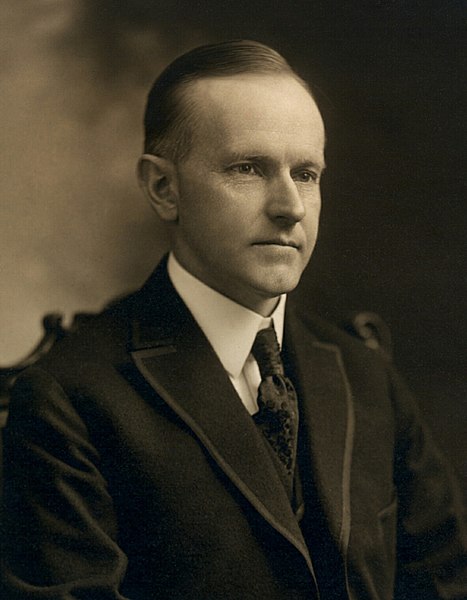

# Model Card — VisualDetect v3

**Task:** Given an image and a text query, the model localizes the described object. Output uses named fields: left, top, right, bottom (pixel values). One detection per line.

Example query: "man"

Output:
left=1, top=40, right=466, bottom=599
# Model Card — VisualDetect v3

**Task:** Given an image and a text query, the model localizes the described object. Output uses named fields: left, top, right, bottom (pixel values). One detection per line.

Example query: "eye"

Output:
left=231, top=163, right=259, bottom=176
left=293, top=170, right=319, bottom=183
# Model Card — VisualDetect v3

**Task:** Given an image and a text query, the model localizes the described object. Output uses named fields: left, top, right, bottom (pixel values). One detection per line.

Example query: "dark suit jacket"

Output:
left=2, top=259, right=466, bottom=599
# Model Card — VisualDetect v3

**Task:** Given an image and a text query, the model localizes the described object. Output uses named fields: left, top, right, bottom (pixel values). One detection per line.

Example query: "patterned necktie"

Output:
left=251, top=326, right=299, bottom=482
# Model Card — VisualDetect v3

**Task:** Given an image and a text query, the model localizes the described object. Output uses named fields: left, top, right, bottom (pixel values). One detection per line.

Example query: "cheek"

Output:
left=301, top=207, right=321, bottom=256
left=303, top=212, right=319, bottom=237
left=305, top=199, right=321, bottom=228
left=181, top=207, right=238, bottom=254
left=199, top=204, right=252, bottom=242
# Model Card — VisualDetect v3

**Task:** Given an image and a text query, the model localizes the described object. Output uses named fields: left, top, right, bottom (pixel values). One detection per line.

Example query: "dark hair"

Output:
left=143, top=39, right=313, bottom=161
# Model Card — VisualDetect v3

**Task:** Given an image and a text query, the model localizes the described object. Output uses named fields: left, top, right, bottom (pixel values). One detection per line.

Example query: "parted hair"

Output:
left=143, top=39, right=312, bottom=161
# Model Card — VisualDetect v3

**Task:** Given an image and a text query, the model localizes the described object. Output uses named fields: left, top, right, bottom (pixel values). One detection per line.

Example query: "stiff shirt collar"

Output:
left=167, top=253, right=286, bottom=378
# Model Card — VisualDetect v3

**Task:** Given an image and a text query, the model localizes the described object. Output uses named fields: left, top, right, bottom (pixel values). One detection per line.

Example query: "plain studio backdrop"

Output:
left=1, top=1, right=465, bottom=484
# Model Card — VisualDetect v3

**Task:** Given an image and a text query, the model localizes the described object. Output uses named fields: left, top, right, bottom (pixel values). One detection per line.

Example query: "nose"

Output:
left=265, top=173, right=306, bottom=224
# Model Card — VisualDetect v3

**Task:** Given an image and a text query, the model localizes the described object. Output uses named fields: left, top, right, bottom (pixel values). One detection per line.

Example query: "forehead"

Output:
left=183, top=74, right=325, bottom=161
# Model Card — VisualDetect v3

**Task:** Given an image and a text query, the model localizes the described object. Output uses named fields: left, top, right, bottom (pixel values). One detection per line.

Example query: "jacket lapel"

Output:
left=285, top=306, right=355, bottom=559
left=128, top=260, right=313, bottom=572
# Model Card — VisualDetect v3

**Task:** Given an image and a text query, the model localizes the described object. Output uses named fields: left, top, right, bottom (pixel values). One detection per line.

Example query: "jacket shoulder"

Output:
left=290, top=304, right=389, bottom=361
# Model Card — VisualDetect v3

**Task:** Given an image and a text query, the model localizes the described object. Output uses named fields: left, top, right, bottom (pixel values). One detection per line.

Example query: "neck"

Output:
left=170, top=251, right=282, bottom=317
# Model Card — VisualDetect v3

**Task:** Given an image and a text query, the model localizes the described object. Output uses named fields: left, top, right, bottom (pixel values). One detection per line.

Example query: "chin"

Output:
left=256, top=271, right=302, bottom=298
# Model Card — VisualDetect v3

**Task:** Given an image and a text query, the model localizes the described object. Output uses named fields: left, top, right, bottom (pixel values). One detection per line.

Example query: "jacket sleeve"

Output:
left=1, top=366, right=131, bottom=600
left=389, top=366, right=467, bottom=599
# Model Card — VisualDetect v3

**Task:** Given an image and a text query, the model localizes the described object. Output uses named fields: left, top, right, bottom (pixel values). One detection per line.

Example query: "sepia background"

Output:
left=1, top=1, right=465, bottom=481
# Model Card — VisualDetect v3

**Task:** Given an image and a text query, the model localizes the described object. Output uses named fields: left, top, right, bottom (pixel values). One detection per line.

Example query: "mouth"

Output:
left=253, top=239, right=300, bottom=249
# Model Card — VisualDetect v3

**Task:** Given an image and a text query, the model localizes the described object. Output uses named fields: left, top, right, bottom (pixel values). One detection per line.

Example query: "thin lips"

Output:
left=254, top=239, right=300, bottom=249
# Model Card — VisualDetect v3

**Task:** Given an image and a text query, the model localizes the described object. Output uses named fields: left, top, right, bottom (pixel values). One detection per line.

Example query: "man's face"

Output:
left=171, top=73, right=325, bottom=315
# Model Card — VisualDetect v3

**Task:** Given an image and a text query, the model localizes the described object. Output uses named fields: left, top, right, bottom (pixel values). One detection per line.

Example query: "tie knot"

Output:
left=252, top=326, right=284, bottom=378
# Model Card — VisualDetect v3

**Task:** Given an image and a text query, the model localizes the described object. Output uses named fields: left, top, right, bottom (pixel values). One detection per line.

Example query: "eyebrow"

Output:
left=224, top=152, right=326, bottom=172
left=294, top=159, right=327, bottom=172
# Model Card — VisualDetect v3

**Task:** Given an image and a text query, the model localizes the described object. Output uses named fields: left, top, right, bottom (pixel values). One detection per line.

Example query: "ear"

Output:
left=137, top=154, right=179, bottom=222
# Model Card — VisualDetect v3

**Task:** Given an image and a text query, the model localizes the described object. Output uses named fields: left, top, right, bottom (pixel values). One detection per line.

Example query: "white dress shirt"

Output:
left=167, top=253, right=286, bottom=415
